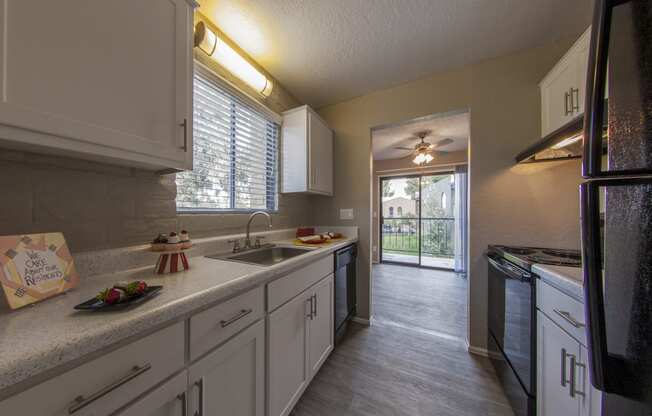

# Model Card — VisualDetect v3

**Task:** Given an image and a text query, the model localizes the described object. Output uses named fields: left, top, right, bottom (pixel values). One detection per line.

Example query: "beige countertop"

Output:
left=0, top=236, right=357, bottom=397
left=532, top=263, right=584, bottom=301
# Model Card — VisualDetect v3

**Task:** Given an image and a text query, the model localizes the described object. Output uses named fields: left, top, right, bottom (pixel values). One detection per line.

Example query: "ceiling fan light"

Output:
left=413, top=152, right=428, bottom=165
left=424, top=153, right=434, bottom=163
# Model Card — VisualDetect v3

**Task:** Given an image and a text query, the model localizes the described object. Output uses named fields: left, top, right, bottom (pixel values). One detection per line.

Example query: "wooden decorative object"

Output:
left=0, top=233, right=79, bottom=309
left=154, top=249, right=190, bottom=275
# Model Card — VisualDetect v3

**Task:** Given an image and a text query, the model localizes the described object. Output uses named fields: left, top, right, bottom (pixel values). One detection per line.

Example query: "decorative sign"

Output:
left=0, top=233, right=79, bottom=310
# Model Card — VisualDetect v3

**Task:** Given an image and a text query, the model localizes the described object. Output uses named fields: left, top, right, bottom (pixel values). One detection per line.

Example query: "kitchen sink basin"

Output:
left=207, top=245, right=314, bottom=266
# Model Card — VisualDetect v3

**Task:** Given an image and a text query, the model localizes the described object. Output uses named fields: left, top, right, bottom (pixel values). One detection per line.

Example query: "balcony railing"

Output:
left=381, top=217, right=455, bottom=258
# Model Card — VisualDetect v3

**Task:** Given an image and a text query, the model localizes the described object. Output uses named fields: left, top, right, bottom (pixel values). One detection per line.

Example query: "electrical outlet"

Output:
left=373, top=245, right=377, bottom=252
left=340, top=208, right=354, bottom=220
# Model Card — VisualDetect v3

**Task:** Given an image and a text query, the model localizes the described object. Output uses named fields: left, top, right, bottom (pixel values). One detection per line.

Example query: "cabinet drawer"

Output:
left=190, top=286, right=264, bottom=360
left=268, top=255, right=333, bottom=312
left=537, top=279, right=586, bottom=346
left=0, top=322, right=185, bottom=416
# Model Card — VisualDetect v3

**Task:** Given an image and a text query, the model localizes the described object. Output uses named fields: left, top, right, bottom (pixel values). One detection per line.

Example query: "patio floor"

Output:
left=382, top=252, right=455, bottom=269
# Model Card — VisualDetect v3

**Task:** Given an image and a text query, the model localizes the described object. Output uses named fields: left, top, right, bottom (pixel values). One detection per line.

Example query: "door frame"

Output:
left=379, top=172, right=455, bottom=271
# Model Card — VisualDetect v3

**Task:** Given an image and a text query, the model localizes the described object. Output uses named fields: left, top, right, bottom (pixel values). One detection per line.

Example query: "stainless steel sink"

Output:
left=207, top=245, right=314, bottom=266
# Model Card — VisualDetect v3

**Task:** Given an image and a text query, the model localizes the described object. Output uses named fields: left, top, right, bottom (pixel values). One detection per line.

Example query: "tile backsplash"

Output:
left=0, top=149, right=312, bottom=253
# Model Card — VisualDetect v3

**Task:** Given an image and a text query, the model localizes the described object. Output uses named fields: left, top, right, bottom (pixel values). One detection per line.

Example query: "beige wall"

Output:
left=0, top=15, right=310, bottom=253
left=315, top=37, right=583, bottom=350
left=371, top=151, right=468, bottom=263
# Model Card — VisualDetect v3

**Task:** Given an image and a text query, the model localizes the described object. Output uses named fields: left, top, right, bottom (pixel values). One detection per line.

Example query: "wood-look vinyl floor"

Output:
left=290, top=264, right=514, bottom=416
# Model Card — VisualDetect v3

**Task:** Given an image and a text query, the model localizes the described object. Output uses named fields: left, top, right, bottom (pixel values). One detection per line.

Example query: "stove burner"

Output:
left=503, top=247, right=536, bottom=255
left=541, top=249, right=581, bottom=260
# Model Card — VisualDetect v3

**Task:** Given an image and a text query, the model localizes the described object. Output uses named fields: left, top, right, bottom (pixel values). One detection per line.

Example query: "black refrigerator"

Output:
left=580, top=0, right=652, bottom=414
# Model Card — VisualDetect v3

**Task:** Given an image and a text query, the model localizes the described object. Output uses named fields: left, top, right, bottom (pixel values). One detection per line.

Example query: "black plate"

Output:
left=74, top=286, right=163, bottom=311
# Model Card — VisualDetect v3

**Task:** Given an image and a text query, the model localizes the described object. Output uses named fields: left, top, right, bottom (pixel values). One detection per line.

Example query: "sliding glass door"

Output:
left=380, top=176, right=420, bottom=265
left=380, top=172, right=461, bottom=270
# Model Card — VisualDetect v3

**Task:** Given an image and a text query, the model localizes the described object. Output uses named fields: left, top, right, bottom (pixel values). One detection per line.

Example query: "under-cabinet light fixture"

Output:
left=194, top=21, right=274, bottom=97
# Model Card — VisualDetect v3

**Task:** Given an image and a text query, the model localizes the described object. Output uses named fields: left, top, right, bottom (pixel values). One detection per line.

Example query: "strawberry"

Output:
left=124, top=281, right=148, bottom=296
left=97, top=288, right=122, bottom=304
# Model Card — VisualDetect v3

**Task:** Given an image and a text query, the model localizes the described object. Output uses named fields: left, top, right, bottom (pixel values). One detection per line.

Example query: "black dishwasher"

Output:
left=334, top=244, right=357, bottom=343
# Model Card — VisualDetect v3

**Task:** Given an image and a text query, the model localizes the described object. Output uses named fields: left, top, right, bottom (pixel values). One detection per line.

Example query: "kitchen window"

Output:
left=176, top=66, right=279, bottom=212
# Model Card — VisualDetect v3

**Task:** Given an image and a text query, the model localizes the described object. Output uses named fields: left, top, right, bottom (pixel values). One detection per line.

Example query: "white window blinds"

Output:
left=176, top=67, right=279, bottom=212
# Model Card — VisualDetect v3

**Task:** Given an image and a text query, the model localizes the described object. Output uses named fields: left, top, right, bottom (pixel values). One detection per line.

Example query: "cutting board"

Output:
left=292, top=237, right=345, bottom=247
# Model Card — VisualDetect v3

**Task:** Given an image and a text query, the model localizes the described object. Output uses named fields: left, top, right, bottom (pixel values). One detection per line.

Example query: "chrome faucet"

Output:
left=245, top=211, right=272, bottom=249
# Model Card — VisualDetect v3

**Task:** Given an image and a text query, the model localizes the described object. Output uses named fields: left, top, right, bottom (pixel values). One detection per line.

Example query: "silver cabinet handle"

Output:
left=307, top=297, right=314, bottom=320
left=570, top=356, right=586, bottom=398
left=564, top=91, right=571, bottom=116
left=553, top=309, right=585, bottom=328
left=177, top=391, right=187, bottom=416
left=68, top=363, right=152, bottom=414
left=220, top=308, right=253, bottom=328
left=570, top=88, right=580, bottom=113
left=561, top=348, right=570, bottom=387
left=194, top=379, right=203, bottom=416
left=180, top=118, right=188, bottom=152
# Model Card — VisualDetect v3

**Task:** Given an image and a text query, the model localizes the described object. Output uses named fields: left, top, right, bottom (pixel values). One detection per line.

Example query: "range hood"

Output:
left=515, top=115, right=585, bottom=163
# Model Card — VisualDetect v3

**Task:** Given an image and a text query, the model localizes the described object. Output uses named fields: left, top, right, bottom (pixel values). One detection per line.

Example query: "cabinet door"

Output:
left=189, top=319, right=265, bottom=416
left=308, top=111, right=333, bottom=195
left=268, top=291, right=311, bottom=416
left=579, top=345, right=603, bottom=416
left=308, top=274, right=334, bottom=378
left=115, top=371, right=188, bottom=416
left=537, top=311, right=581, bottom=416
left=541, top=58, right=578, bottom=136
left=573, top=29, right=591, bottom=116
left=0, top=0, right=193, bottom=170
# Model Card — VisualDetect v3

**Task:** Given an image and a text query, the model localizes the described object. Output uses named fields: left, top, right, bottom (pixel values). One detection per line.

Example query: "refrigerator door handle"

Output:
left=580, top=182, right=608, bottom=391
left=580, top=181, right=626, bottom=394
left=582, top=0, right=610, bottom=178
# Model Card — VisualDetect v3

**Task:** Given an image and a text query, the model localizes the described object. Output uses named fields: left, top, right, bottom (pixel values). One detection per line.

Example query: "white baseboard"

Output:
left=465, top=339, right=489, bottom=357
left=351, top=316, right=371, bottom=326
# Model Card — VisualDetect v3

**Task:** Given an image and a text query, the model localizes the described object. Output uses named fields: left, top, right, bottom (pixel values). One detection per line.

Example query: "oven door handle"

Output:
left=486, top=253, right=531, bottom=282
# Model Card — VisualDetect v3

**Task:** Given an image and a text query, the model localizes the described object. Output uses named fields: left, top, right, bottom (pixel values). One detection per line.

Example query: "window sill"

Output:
left=177, top=209, right=279, bottom=215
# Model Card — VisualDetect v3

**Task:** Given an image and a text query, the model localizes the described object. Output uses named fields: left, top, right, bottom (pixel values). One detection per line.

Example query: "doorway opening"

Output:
left=371, top=109, right=469, bottom=275
left=369, top=109, right=471, bottom=351
left=380, top=172, right=458, bottom=269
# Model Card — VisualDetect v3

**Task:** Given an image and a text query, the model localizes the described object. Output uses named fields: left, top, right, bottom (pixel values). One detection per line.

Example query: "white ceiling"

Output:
left=372, top=111, right=469, bottom=160
left=199, top=0, right=593, bottom=108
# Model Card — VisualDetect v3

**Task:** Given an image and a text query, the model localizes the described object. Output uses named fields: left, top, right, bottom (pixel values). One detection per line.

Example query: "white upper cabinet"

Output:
left=281, top=105, right=334, bottom=196
left=540, top=27, right=591, bottom=136
left=0, top=0, right=195, bottom=171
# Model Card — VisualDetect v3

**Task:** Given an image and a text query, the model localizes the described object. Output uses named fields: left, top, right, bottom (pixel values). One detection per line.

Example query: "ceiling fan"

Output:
left=393, top=131, right=453, bottom=165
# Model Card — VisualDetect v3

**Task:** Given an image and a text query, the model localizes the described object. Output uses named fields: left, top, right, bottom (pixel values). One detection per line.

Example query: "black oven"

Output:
left=487, top=251, right=536, bottom=416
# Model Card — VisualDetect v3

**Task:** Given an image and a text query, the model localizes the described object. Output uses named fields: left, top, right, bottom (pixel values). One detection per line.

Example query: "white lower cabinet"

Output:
left=537, top=311, right=601, bottom=416
left=0, top=256, right=341, bottom=416
left=580, top=345, right=603, bottom=416
left=115, top=371, right=188, bottom=416
left=0, top=322, right=185, bottom=416
left=308, top=274, right=334, bottom=375
left=537, top=311, right=582, bottom=416
left=189, top=319, right=265, bottom=416
left=268, top=287, right=312, bottom=416
left=268, top=273, right=334, bottom=416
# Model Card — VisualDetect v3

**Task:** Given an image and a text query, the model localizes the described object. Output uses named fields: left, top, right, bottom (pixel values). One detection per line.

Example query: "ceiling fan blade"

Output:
left=393, top=146, right=415, bottom=151
left=433, top=138, right=454, bottom=148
